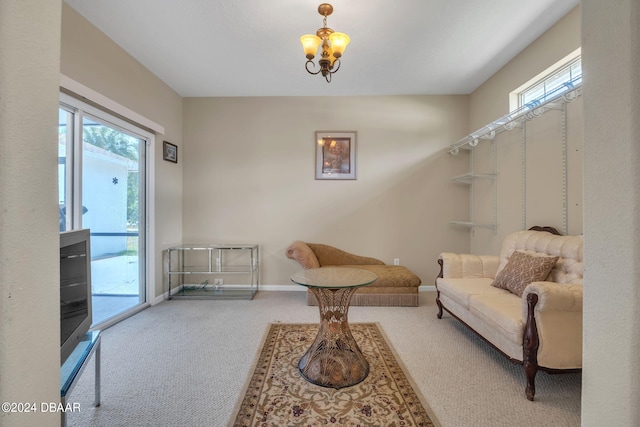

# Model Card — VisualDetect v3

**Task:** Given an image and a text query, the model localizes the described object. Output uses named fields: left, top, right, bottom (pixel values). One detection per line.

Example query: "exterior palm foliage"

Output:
left=84, top=125, right=141, bottom=226
left=83, top=125, right=139, bottom=161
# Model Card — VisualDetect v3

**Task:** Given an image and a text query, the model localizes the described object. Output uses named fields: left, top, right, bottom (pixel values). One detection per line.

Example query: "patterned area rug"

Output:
left=230, top=323, right=438, bottom=426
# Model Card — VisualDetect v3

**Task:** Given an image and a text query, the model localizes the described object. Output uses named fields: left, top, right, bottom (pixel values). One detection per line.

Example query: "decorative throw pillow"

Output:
left=491, top=251, right=559, bottom=297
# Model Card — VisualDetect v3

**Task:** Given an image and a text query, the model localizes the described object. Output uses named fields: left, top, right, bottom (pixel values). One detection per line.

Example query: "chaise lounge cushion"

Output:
left=305, top=243, right=385, bottom=267
left=330, top=264, right=421, bottom=288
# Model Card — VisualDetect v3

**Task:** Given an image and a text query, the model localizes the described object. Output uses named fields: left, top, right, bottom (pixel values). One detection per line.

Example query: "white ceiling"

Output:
left=64, top=0, right=579, bottom=97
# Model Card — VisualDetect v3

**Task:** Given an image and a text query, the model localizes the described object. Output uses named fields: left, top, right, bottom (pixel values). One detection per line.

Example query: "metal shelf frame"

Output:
left=448, top=80, right=581, bottom=155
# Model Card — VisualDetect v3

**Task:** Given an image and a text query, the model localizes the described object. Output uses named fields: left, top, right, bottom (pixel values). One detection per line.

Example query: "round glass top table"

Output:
left=290, top=267, right=378, bottom=389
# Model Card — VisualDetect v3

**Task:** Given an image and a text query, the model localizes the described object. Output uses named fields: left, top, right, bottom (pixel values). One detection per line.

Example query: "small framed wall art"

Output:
left=163, top=141, right=178, bottom=163
left=315, top=131, right=357, bottom=180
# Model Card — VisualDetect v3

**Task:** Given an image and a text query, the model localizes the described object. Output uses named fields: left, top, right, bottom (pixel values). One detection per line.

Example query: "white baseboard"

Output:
left=152, top=284, right=436, bottom=304
left=259, top=284, right=307, bottom=292
left=152, top=285, right=184, bottom=305
left=233, top=284, right=437, bottom=292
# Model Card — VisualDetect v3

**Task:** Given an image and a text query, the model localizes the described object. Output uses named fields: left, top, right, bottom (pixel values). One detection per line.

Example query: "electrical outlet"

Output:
left=213, top=278, right=223, bottom=286
left=393, top=258, right=400, bottom=266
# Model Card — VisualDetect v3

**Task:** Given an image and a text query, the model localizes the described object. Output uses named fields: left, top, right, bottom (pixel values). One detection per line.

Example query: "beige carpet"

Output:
left=230, top=322, right=438, bottom=427
left=65, top=291, right=581, bottom=426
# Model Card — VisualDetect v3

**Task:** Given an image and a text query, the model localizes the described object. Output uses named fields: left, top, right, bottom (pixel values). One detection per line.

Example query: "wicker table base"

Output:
left=298, top=286, right=369, bottom=389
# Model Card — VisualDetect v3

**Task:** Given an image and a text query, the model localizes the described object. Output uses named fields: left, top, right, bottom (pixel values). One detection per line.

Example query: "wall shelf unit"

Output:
left=448, top=79, right=582, bottom=235
left=450, top=137, right=497, bottom=233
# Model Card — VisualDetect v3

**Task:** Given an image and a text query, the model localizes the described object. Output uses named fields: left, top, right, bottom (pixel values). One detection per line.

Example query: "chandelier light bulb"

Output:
left=328, top=32, right=350, bottom=58
left=301, top=34, right=322, bottom=60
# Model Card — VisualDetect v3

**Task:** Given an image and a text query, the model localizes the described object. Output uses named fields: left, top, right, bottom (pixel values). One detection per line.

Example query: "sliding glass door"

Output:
left=59, top=97, right=149, bottom=327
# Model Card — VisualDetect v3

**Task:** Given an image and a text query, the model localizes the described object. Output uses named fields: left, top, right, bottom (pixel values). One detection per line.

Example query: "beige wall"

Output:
left=0, top=1, right=62, bottom=425
left=582, top=0, right=640, bottom=424
left=466, top=6, right=583, bottom=255
left=183, top=96, right=470, bottom=286
left=60, top=3, right=184, bottom=301
left=470, top=6, right=582, bottom=129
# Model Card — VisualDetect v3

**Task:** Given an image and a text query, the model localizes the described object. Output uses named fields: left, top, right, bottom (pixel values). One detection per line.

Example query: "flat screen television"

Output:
left=60, top=229, right=92, bottom=364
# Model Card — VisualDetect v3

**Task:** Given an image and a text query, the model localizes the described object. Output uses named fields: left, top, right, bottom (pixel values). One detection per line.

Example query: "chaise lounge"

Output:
left=435, top=226, right=583, bottom=400
left=286, top=241, right=422, bottom=306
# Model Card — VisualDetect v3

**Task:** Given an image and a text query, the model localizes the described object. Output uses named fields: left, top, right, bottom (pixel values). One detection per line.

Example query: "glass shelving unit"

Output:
left=167, top=244, right=259, bottom=300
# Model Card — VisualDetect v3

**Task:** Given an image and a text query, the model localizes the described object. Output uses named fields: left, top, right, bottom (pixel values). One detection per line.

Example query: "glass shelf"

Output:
left=167, top=266, right=257, bottom=274
left=450, top=221, right=497, bottom=231
left=450, top=173, right=496, bottom=184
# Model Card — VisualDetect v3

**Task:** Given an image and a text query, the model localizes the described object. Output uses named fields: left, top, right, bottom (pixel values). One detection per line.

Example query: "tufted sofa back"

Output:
left=497, top=230, right=583, bottom=285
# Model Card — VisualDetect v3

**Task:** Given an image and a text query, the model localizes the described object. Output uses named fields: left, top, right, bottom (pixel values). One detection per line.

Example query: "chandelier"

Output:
left=300, top=3, right=350, bottom=83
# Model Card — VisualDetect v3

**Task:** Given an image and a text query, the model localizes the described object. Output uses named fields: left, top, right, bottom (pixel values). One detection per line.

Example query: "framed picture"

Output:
left=163, top=141, right=178, bottom=163
left=315, top=131, right=357, bottom=180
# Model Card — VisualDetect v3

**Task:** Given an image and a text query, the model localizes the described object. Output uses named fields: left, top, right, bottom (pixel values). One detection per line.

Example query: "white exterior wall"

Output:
left=82, top=144, right=129, bottom=256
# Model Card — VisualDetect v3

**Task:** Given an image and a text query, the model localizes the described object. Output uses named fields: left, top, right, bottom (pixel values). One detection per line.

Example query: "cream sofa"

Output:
left=435, top=227, right=583, bottom=400
left=286, top=241, right=422, bottom=306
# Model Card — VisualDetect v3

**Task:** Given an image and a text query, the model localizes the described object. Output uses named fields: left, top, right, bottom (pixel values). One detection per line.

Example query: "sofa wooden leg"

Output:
left=436, top=293, right=444, bottom=319
left=436, top=259, right=444, bottom=319
left=523, top=293, right=540, bottom=401
left=525, top=366, right=537, bottom=401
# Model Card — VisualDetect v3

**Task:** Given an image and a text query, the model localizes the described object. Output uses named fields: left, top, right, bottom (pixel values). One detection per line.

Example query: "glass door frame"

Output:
left=60, top=92, right=155, bottom=329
